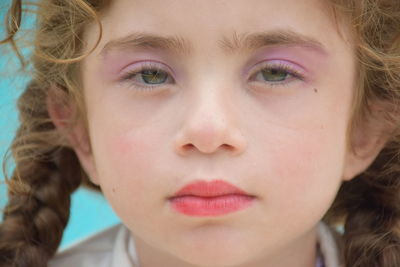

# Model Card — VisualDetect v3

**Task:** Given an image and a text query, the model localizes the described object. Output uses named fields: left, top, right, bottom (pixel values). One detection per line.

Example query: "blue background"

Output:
left=0, top=3, right=120, bottom=248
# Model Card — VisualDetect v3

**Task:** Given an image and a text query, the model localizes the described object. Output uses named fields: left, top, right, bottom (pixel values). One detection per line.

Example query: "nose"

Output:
left=174, top=85, right=247, bottom=157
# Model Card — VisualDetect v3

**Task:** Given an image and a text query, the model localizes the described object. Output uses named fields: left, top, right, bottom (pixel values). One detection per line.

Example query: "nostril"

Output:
left=183, top=144, right=195, bottom=150
left=221, top=144, right=234, bottom=151
left=174, top=126, right=247, bottom=156
left=177, top=142, right=238, bottom=155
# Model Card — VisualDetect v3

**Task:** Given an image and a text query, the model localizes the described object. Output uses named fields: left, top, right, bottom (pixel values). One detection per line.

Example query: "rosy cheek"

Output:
left=111, top=133, right=147, bottom=163
left=103, top=129, right=160, bottom=176
left=262, top=125, right=340, bottom=187
left=97, top=134, right=149, bottom=199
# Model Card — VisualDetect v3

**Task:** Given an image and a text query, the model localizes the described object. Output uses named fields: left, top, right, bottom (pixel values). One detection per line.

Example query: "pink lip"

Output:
left=169, top=180, right=255, bottom=216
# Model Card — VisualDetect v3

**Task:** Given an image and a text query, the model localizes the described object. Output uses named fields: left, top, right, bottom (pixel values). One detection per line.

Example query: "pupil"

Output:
left=141, top=70, right=168, bottom=84
left=262, top=69, right=288, bottom=81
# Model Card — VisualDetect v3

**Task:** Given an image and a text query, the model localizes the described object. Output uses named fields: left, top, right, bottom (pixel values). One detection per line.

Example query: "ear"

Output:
left=46, top=86, right=100, bottom=185
left=343, top=104, right=390, bottom=181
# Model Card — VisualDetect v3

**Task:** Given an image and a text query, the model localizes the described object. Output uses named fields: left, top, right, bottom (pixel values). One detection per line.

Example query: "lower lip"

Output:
left=169, top=194, right=255, bottom=216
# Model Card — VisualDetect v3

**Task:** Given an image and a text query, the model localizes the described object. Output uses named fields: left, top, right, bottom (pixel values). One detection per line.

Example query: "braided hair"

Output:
left=0, top=0, right=399, bottom=266
left=0, top=0, right=105, bottom=266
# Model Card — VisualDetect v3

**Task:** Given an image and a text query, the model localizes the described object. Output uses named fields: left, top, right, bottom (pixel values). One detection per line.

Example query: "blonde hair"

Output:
left=0, top=0, right=399, bottom=266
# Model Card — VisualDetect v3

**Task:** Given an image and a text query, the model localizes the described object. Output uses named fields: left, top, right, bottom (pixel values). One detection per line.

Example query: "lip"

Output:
left=169, top=179, right=255, bottom=216
left=172, top=179, right=250, bottom=197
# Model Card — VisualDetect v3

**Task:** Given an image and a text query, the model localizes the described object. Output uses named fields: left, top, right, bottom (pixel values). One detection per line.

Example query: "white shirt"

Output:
left=49, top=222, right=341, bottom=267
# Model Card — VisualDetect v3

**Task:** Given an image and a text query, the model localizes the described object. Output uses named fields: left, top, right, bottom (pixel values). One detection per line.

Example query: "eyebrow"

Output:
left=100, top=29, right=327, bottom=56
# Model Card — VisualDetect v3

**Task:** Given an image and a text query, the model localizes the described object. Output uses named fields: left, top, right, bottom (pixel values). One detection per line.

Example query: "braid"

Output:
left=344, top=147, right=400, bottom=267
left=1, top=0, right=399, bottom=266
left=0, top=1, right=106, bottom=265
left=0, top=82, right=84, bottom=267
left=326, top=145, right=400, bottom=266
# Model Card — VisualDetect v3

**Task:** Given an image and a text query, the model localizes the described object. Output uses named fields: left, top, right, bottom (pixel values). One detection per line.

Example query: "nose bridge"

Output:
left=174, top=78, right=247, bottom=156
left=191, top=79, right=229, bottom=125
left=189, top=84, right=228, bottom=139
left=186, top=55, right=235, bottom=124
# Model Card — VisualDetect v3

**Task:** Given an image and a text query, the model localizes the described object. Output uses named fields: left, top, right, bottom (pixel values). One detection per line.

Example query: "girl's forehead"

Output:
left=91, top=0, right=345, bottom=51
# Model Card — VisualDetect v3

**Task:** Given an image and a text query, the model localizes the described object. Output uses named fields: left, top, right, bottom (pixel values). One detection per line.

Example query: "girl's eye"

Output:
left=260, top=68, right=288, bottom=82
left=120, top=62, right=174, bottom=91
left=139, top=69, right=169, bottom=84
left=250, top=61, right=305, bottom=87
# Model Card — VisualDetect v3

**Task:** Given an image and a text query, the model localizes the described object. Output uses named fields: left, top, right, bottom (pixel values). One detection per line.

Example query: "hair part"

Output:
left=0, top=0, right=399, bottom=266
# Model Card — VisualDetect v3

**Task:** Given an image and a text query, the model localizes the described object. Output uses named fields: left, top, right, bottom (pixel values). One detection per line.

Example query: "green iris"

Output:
left=261, top=68, right=288, bottom=82
left=141, top=70, right=168, bottom=84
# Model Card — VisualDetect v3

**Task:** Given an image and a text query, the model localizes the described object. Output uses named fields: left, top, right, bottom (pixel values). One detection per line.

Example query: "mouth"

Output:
left=168, top=179, right=256, bottom=216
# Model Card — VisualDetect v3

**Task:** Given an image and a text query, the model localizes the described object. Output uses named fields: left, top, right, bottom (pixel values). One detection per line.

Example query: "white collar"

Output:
left=111, top=225, right=139, bottom=266
left=317, top=222, right=342, bottom=267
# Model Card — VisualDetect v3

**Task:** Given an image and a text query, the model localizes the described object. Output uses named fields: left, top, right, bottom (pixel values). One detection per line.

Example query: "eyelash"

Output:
left=120, top=62, right=174, bottom=92
left=249, top=62, right=305, bottom=87
left=120, top=61, right=305, bottom=92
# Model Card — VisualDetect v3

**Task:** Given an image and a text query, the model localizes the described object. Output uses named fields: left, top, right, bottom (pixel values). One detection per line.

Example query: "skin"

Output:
left=48, top=0, right=387, bottom=266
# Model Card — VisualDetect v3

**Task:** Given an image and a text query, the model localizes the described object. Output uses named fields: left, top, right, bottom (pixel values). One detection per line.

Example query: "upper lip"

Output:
left=171, top=179, right=251, bottom=198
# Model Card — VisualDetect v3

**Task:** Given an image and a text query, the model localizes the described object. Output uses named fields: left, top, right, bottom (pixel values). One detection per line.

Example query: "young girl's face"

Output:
left=75, top=0, right=359, bottom=266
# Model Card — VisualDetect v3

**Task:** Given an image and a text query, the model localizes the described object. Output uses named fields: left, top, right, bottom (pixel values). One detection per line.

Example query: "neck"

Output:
left=132, top=226, right=319, bottom=267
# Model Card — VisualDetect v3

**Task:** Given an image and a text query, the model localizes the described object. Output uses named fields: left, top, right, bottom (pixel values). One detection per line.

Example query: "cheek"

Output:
left=257, top=125, right=347, bottom=222
left=91, top=124, right=165, bottom=203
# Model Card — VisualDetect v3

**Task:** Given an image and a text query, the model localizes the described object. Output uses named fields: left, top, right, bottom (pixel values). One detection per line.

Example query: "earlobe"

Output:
left=342, top=139, right=385, bottom=181
left=46, top=86, right=100, bottom=185
left=342, top=106, right=389, bottom=181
